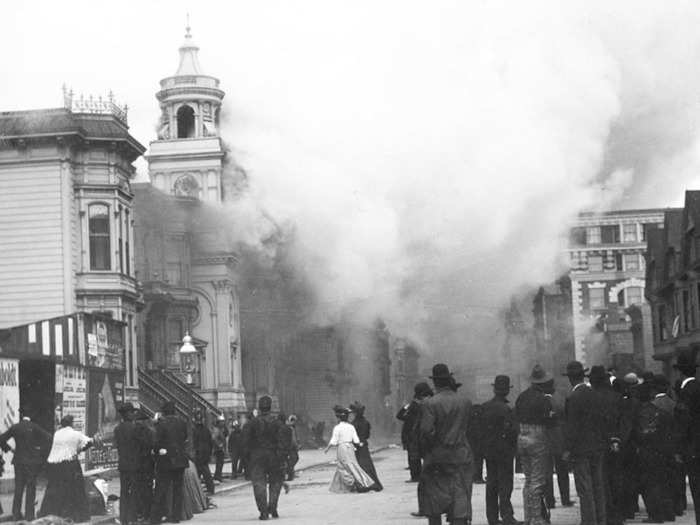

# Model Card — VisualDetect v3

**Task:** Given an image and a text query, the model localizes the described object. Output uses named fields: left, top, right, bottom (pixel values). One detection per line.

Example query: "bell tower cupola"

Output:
left=147, top=22, right=227, bottom=202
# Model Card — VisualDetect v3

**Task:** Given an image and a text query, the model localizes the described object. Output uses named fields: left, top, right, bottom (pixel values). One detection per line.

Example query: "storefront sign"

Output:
left=86, top=369, right=124, bottom=470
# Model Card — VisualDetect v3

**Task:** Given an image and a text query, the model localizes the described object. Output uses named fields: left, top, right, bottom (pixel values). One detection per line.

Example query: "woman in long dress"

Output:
left=324, top=406, right=380, bottom=493
left=349, top=402, right=383, bottom=491
left=166, top=458, right=209, bottom=520
left=39, top=415, right=95, bottom=522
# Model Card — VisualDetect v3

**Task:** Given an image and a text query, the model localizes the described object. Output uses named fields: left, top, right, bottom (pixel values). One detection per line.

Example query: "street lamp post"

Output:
left=179, top=332, right=198, bottom=425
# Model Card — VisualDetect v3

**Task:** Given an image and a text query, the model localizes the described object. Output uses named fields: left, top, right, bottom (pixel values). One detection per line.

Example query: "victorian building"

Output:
left=646, top=192, right=700, bottom=376
left=133, top=26, right=245, bottom=413
left=566, top=209, right=666, bottom=370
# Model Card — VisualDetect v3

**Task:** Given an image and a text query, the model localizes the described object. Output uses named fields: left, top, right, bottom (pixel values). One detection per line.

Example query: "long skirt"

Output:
left=355, top=443, right=383, bottom=490
left=329, top=443, right=375, bottom=493
left=166, top=460, right=207, bottom=520
left=39, top=459, right=90, bottom=522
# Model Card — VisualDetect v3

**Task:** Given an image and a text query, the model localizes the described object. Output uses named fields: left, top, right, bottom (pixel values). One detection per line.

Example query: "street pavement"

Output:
left=182, top=446, right=700, bottom=525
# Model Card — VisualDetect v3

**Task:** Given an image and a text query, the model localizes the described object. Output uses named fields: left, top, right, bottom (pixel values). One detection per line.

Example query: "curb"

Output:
left=213, top=445, right=393, bottom=496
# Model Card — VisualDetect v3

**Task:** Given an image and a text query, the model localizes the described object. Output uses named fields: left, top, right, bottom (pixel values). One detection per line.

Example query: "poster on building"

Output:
left=0, top=358, right=20, bottom=477
left=86, top=316, right=124, bottom=370
left=86, top=369, right=124, bottom=470
left=61, top=366, right=87, bottom=432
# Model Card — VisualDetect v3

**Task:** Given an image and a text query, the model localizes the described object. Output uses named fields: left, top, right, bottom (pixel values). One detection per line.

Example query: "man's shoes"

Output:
left=270, top=510, right=279, bottom=519
left=259, top=513, right=269, bottom=521
left=410, top=512, right=426, bottom=517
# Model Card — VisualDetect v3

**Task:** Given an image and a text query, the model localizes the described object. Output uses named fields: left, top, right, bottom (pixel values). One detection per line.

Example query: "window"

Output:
left=118, top=206, right=124, bottom=274
left=570, top=227, right=586, bottom=246
left=615, top=252, right=623, bottom=271
left=588, top=255, right=603, bottom=272
left=165, top=236, right=187, bottom=286
left=89, top=204, right=111, bottom=270
left=658, top=304, right=668, bottom=341
left=167, top=318, right=184, bottom=368
left=683, top=289, right=693, bottom=332
left=623, top=223, right=637, bottom=243
left=589, top=287, right=606, bottom=310
left=627, top=287, right=643, bottom=306
left=587, top=227, right=601, bottom=244
left=601, top=225, right=620, bottom=244
left=624, top=253, right=640, bottom=271
left=177, top=105, right=195, bottom=138
left=125, top=209, right=130, bottom=276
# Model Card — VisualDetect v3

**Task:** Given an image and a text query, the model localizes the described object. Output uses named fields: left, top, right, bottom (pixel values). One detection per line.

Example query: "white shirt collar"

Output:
left=654, top=393, right=666, bottom=398
left=572, top=382, right=589, bottom=391
left=682, top=377, right=696, bottom=389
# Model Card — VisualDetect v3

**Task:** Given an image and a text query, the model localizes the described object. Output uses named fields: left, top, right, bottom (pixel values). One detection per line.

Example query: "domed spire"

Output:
left=176, top=15, right=204, bottom=76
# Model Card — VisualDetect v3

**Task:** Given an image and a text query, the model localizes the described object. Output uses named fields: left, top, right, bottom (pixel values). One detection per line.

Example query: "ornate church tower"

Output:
left=148, top=24, right=226, bottom=201
left=137, top=24, right=246, bottom=414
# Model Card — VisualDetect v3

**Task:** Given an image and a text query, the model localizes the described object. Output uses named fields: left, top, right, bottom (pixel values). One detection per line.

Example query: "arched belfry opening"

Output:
left=177, top=105, right=195, bottom=138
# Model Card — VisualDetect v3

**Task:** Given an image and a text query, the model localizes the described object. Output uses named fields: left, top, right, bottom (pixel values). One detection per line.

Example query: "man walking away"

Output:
left=481, top=375, right=521, bottom=525
left=285, top=414, right=300, bottom=481
left=134, top=411, right=155, bottom=522
left=543, top=380, right=573, bottom=510
left=243, top=396, right=285, bottom=521
left=0, top=406, right=52, bottom=521
left=228, top=415, right=243, bottom=479
left=397, top=382, right=433, bottom=483
left=418, top=363, right=474, bottom=525
left=150, top=401, right=189, bottom=525
left=562, top=361, right=607, bottom=525
left=515, top=364, right=555, bottom=525
left=674, top=349, right=700, bottom=525
left=114, top=403, right=146, bottom=525
left=193, top=410, right=215, bottom=495
left=212, top=414, right=228, bottom=482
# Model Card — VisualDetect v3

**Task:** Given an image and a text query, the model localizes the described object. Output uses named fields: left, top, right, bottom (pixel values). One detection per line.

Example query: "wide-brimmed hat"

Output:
left=414, top=382, right=434, bottom=398
left=430, top=363, right=453, bottom=380
left=118, top=402, right=135, bottom=414
left=333, top=405, right=349, bottom=417
left=587, top=365, right=608, bottom=385
left=529, top=364, right=552, bottom=384
left=492, top=375, right=512, bottom=394
left=673, top=350, right=698, bottom=373
left=652, top=374, right=670, bottom=391
left=349, top=401, right=365, bottom=416
left=563, top=361, right=589, bottom=377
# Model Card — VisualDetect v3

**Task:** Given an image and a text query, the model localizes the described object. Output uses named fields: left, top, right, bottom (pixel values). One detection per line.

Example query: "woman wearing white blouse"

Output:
left=324, top=406, right=379, bottom=493
left=38, top=415, right=96, bottom=522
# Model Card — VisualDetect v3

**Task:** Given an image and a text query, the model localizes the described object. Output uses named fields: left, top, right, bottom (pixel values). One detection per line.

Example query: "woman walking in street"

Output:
left=349, top=402, right=383, bottom=491
left=324, top=406, right=380, bottom=493
left=39, top=415, right=96, bottom=522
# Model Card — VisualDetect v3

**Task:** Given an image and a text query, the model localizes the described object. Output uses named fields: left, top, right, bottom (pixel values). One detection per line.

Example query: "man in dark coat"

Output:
left=0, top=407, right=52, bottom=521
left=397, top=382, right=433, bottom=482
left=114, top=403, right=144, bottom=525
left=150, top=401, right=189, bottom=525
left=134, top=411, right=155, bottom=521
left=674, top=349, right=700, bottom=525
left=543, top=380, right=572, bottom=510
left=481, top=375, right=520, bottom=525
left=563, top=361, right=606, bottom=525
left=515, top=364, right=555, bottom=525
left=418, top=363, right=474, bottom=525
left=228, top=415, right=244, bottom=479
left=192, top=410, right=215, bottom=494
left=284, top=414, right=300, bottom=481
left=212, top=415, right=228, bottom=482
left=243, top=396, right=285, bottom=521
left=618, top=373, right=642, bottom=519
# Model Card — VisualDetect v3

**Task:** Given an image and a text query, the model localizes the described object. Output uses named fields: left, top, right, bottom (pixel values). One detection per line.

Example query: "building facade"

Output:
left=0, top=95, right=145, bottom=387
left=567, top=209, right=666, bottom=369
left=646, top=192, right=700, bottom=376
left=133, top=27, right=246, bottom=412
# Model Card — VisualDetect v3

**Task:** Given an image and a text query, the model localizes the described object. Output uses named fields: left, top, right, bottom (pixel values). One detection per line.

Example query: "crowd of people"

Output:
left=397, top=353, right=700, bottom=525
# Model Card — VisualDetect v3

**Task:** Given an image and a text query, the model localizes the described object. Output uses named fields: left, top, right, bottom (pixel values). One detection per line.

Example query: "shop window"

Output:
left=89, top=204, right=111, bottom=271
left=177, top=105, right=195, bottom=138
left=589, top=287, right=606, bottom=310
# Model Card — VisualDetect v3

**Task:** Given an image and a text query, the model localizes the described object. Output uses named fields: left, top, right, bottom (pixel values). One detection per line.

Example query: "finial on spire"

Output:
left=185, top=13, right=191, bottom=39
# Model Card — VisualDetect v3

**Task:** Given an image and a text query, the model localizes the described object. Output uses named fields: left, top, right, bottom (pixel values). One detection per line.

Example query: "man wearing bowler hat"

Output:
left=562, top=361, right=606, bottom=525
left=481, top=375, right=521, bottom=525
left=674, top=349, right=700, bottom=525
left=515, top=364, right=555, bottom=525
left=418, top=363, right=474, bottom=525
left=114, top=402, right=146, bottom=525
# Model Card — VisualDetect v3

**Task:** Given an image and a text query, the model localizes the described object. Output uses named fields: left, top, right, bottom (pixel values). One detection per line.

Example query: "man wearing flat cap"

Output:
left=243, top=395, right=286, bottom=520
left=674, top=349, right=700, bottom=524
left=418, top=363, right=474, bottom=525
left=515, top=364, right=555, bottom=525
left=481, top=375, right=520, bottom=525
left=563, top=361, right=606, bottom=525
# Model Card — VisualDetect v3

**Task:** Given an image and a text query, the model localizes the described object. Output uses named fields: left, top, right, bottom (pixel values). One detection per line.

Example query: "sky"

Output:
left=5, top=0, right=700, bottom=362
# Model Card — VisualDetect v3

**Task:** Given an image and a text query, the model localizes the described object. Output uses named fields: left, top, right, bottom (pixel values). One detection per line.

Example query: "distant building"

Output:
left=133, top=27, right=245, bottom=412
left=646, top=192, right=700, bottom=376
left=566, top=209, right=666, bottom=370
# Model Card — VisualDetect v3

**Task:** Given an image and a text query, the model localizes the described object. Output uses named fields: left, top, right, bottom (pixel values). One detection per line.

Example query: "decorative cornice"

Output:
left=193, top=254, right=239, bottom=267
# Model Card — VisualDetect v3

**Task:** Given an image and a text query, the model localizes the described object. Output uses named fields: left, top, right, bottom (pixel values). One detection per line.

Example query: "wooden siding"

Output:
left=0, top=163, right=68, bottom=328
